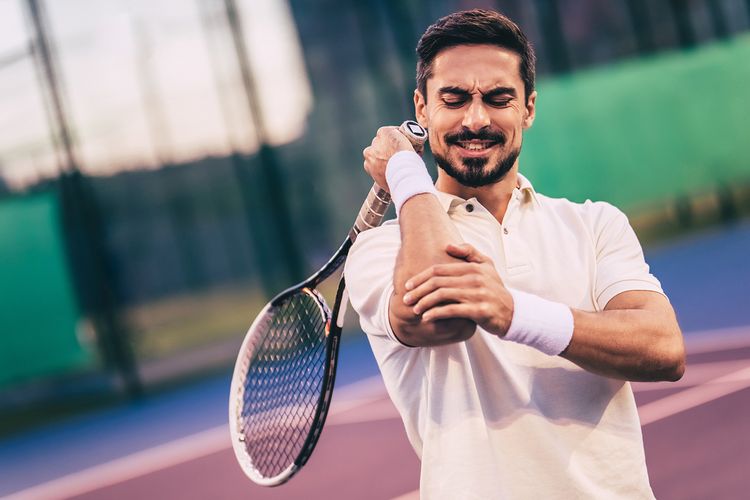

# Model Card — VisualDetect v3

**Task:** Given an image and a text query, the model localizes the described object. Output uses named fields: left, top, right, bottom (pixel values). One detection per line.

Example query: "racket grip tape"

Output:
left=349, top=185, right=392, bottom=241
left=349, top=121, right=427, bottom=242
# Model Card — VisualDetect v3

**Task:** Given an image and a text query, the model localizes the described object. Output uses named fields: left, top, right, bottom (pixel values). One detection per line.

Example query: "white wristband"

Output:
left=385, top=151, right=437, bottom=215
left=504, top=289, right=574, bottom=356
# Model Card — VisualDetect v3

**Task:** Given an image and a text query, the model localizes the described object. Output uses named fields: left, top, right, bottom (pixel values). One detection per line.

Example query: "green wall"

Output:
left=1, top=35, right=749, bottom=386
left=0, top=192, right=90, bottom=386
left=523, top=34, right=750, bottom=209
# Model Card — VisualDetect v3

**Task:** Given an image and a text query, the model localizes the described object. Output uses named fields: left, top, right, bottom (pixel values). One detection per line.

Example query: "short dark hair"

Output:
left=416, top=9, right=536, bottom=102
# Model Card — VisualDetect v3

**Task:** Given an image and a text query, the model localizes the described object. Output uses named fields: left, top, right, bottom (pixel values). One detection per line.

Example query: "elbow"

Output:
left=401, top=318, right=476, bottom=347
left=428, top=317, right=477, bottom=346
left=389, top=262, right=478, bottom=346
left=391, top=302, right=476, bottom=347
left=664, top=347, right=686, bottom=382
left=656, top=330, right=686, bottom=382
left=671, top=363, right=686, bottom=382
left=655, top=356, right=685, bottom=382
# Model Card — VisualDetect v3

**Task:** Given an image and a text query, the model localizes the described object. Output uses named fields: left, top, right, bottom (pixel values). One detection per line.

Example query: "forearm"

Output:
left=395, top=194, right=462, bottom=288
left=561, top=293, right=685, bottom=382
left=389, top=194, right=476, bottom=346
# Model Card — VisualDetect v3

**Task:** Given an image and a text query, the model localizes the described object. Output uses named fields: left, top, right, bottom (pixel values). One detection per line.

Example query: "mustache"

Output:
left=445, top=128, right=506, bottom=145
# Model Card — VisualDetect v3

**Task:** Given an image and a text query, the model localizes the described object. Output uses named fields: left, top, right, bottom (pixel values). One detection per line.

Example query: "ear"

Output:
left=414, top=89, right=428, bottom=128
left=522, top=90, right=537, bottom=129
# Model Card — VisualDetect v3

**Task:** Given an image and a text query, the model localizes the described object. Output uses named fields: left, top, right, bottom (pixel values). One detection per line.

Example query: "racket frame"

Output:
left=228, top=240, right=352, bottom=486
left=229, top=121, right=426, bottom=486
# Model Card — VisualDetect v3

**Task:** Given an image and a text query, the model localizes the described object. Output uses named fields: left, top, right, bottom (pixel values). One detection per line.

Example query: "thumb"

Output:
left=446, top=243, right=486, bottom=263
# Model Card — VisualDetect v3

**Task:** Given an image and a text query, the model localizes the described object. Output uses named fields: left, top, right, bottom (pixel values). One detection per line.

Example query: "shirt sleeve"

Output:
left=587, top=201, right=665, bottom=310
left=343, top=223, right=404, bottom=343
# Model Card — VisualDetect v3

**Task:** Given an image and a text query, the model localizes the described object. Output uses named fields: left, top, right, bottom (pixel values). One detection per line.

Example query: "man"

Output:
left=344, top=9, right=685, bottom=500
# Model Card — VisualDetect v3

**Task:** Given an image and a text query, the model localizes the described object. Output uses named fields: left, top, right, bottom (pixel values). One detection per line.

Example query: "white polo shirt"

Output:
left=344, top=173, right=663, bottom=499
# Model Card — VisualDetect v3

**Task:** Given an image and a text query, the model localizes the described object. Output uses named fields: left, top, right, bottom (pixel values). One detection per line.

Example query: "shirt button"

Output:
left=503, top=227, right=509, bottom=235
left=465, top=204, right=474, bottom=212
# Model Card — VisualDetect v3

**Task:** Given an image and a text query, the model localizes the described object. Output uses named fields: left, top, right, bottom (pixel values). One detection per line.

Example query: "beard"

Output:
left=433, top=128, right=521, bottom=188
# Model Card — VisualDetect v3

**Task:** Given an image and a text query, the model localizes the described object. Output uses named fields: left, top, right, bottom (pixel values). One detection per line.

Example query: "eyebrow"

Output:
left=482, top=86, right=517, bottom=99
left=437, top=86, right=471, bottom=97
left=437, top=86, right=517, bottom=99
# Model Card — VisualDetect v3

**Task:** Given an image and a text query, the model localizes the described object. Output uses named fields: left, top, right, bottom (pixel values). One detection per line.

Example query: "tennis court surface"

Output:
left=2, top=326, right=747, bottom=500
left=2, top=222, right=749, bottom=500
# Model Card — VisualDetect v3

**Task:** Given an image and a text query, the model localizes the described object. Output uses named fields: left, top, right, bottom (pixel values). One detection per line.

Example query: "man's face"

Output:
left=415, top=44, right=536, bottom=187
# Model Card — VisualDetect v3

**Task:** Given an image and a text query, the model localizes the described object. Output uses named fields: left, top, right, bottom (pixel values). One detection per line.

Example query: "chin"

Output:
left=435, top=147, right=520, bottom=188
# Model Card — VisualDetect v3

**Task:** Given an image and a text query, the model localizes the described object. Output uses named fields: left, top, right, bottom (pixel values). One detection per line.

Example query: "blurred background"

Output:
left=0, top=0, right=749, bottom=499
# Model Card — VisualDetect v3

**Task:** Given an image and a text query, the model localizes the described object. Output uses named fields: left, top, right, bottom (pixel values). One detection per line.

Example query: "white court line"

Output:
left=683, top=325, right=750, bottom=354
left=328, top=396, right=398, bottom=426
left=1, top=426, right=231, bottom=500
left=7, top=333, right=750, bottom=500
left=391, top=489, right=420, bottom=500
left=632, top=359, right=750, bottom=392
left=638, top=365, right=750, bottom=425
left=388, top=362, right=750, bottom=500
left=2, top=376, right=387, bottom=500
left=332, top=361, right=750, bottom=425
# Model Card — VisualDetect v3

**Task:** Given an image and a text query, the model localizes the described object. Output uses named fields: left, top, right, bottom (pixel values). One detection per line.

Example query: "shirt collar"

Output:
left=434, top=172, right=540, bottom=213
left=517, top=173, right=541, bottom=207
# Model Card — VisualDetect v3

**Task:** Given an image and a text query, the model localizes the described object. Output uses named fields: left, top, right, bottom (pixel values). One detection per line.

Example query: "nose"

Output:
left=461, top=98, right=491, bottom=132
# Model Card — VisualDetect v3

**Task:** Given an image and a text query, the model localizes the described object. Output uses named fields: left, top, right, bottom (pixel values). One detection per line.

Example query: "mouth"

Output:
left=454, top=140, right=500, bottom=156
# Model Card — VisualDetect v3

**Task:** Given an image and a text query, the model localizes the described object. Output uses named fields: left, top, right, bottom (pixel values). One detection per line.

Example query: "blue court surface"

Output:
left=1, top=220, right=748, bottom=498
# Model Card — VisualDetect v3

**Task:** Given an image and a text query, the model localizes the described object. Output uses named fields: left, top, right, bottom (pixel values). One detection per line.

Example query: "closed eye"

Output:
left=485, top=97, right=512, bottom=108
left=443, top=98, right=468, bottom=108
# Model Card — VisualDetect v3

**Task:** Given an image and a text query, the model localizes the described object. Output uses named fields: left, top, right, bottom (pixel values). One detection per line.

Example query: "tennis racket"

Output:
left=229, top=120, right=428, bottom=486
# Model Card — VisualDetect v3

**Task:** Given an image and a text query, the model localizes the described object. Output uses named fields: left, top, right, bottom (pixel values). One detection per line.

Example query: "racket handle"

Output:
left=349, top=121, right=427, bottom=242
left=399, top=119, right=428, bottom=155
left=349, top=184, right=392, bottom=241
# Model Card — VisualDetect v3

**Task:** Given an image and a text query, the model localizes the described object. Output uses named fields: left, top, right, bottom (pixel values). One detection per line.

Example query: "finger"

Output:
left=404, top=262, right=481, bottom=290
left=446, top=243, right=487, bottom=263
left=411, top=287, right=475, bottom=315
left=379, top=126, right=415, bottom=152
left=403, top=274, right=481, bottom=305
left=422, top=303, right=482, bottom=323
left=376, top=125, right=398, bottom=136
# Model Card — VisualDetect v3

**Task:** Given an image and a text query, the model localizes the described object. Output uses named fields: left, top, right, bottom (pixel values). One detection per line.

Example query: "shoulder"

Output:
left=536, top=193, right=627, bottom=229
left=581, top=199, right=627, bottom=224
left=350, top=218, right=401, bottom=255
left=578, top=201, right=632, bottom=244
left=530, top=193, right=633, bottom=249
left=343, top=218, right=401, bottom=326
left=346, top=218, right=401, bottom=278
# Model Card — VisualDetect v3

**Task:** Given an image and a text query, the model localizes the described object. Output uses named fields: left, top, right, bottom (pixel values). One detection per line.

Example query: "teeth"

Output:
left=461, top=143, right=489, bottom=151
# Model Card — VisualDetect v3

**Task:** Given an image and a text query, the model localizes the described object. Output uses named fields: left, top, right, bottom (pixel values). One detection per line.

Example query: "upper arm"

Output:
left=589, top=202, right=664, bottom=310
left=344, top=226, right=405, bottom=344
left=591, top=204, right=685, bottom=374
left=605, top=289, right=682, bottom=337
left=605, top=289, right=675, bottom=318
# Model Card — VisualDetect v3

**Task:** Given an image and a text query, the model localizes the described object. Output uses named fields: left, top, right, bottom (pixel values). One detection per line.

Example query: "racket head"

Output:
left=229, top=286, right=339, bottom=486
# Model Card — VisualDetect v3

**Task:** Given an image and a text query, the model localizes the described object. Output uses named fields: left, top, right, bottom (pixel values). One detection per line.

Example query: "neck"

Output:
left=435, top=164, right=520, bottom=223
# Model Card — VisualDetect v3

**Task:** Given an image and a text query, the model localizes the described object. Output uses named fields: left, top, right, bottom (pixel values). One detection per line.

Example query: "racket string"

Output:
left=237, top=292, right=329, bottom=478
